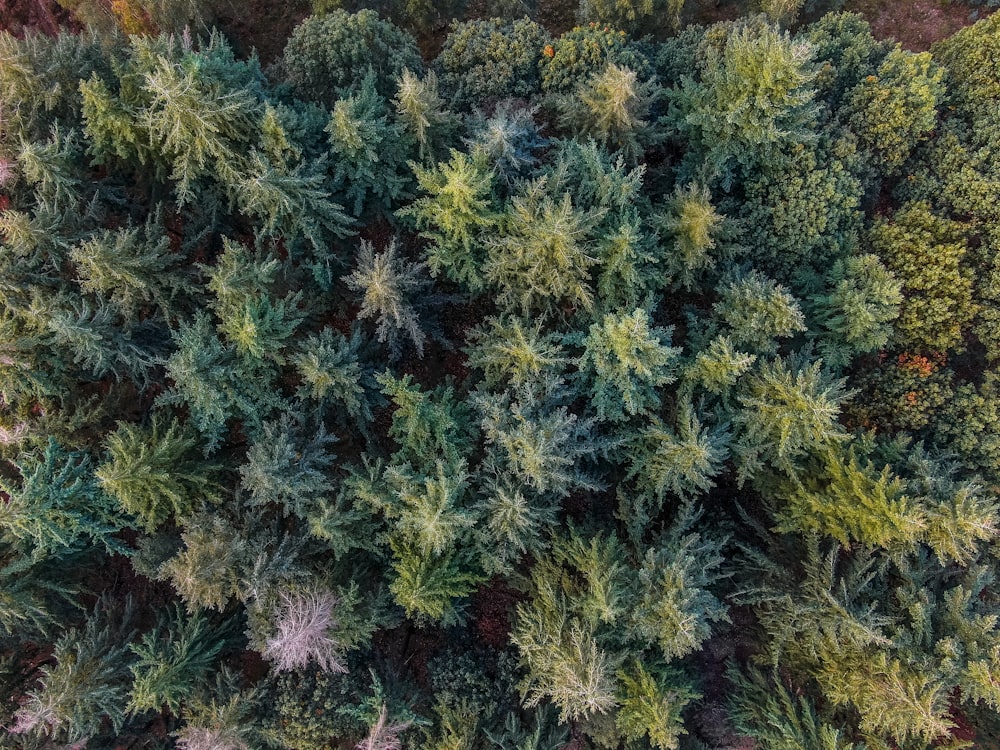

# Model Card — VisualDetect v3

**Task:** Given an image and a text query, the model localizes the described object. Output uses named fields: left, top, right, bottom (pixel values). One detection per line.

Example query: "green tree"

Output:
left=128, top=605, right=229, bottom=714
left=398, top=147, right=498, bottom=290
left=574, top=307, right=680, bottom=422
left=239, top=414, right=336, bottom=520
left=96, top=414, right=221, bottom=530
left=11, top=596, right=137, bottom=743
left=434, top=18, right=549, bottom=108
left=394, top=69, right=454, bottom=163
left=653, top=183, right=724, bottom=290
left=870, top=201, right=975, bottom=354
left=326, top=72, right=410, bottom=215
left=627, top=404, right=730, bottom=503
left=282, top=10, right=422, bottom=104
left=0, top=439, right=126, bottom=559
left=843, top=46, right=944, bottom=177
left=733, top=356, right=850, bottom=481
left=713, top=270, right=806, bottom=354
left=465, top=315, right=571, bottom=389
left=540, top=24, right=650, bottom=94
left=670, top=21, right=819, bottom=183
left=484, top=181, right=602, bottom=316
left=557, top=63, right=660, bottom=163
left=345, top=238, right=432, bottom=357
left=810, top=254, right=902, bottom=369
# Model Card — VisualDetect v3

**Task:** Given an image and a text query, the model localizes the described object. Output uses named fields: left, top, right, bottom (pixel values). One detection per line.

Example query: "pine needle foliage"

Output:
left=12, top=596, right=137, bottom=743
left=345, top=238, right=432, bottom=358
left=96, top=414, right=221, bottom=531
left=128, top=604, right=229, bottom=714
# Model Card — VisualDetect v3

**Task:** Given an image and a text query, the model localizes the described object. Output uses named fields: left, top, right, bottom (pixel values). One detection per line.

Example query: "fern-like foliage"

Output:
left=128, top=604, right=229, bottom=714
left=96, top=414, right=221, bottom=530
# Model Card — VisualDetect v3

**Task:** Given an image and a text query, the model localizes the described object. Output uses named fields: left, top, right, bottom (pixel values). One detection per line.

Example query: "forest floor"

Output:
left=843, top=0, right=989, bottom=51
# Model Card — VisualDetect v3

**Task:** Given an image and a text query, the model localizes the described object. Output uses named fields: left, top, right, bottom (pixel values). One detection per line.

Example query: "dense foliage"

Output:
left=2, top=3, right=1000, bottom=749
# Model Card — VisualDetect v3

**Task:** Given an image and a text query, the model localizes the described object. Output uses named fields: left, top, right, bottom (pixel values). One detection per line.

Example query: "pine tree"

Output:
left=465, top=315, right=572, bottom=389
left=326, top=72, right=410, bottom=215
left=96, top=414, right=221, bottom=531
left=728, top=666, right=863, bottom=750
left=574, top=307, right=680, bottom=422
left=292, top=326, right=371, bottom=422
left=653, top=183, right=724, bottom=291
left=733, top=355, right=851, bottom=481
left=713, top=270, right=806, bottom=354
left=557, top=64, right=660, bottom=163
left=70, top=218, right=192, bottom=320
left=0, top=438, right=126, bottom=559
left=397, top=147, right=498, bottom=289
left=476, top=380, right=607, bottom=498
left=683, top=335, right=757, bottom=396
left=239, top=413, right=336, bottom=520
left=12, top=596, right=137, bottom=743
left=870, top=201, right=975, bottom=354
left=128, top=604, right=229, bottom=714
left=236, top=151, right=352, bottom=250
left=616, top=662, right=698, bottom=750
left=628, top=404, right=730, bottom=503
left=670, top=21, right=819, bottom=182
left=388, top=538, right=481, bottom=625
left=484, top=182, right=602, bottom=317
left=811, top=254, right=902, bottom=369
left=345, top=238, right=432, bottom=358
left=160, top=515, right=248, bottom=612
left=770, top=447, right=927, bottom=551
left=394, top=69, right=453, bottom=163
left=17, top=124, right=83, bottom=210
left=377, top=371, right=474, bottom=469
left=464, top=103, right=544, bottom=188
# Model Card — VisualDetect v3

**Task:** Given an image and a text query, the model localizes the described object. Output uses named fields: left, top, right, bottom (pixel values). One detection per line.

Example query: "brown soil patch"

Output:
left=212, top=0, right=310, bottom=66
left=844, top=0, right=991, bottom=52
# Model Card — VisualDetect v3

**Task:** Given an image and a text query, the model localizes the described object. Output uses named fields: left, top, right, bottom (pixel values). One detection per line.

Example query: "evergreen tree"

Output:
left=128, top=605, right=229, bottom=714
left=465, top=315, right=571, bottom=389
left=557, top=64, right=660, bottom=163
left=733, top=355, right=850, bottom=481
left=398, top=147, right=498, bottom=289
left=11, top=596, right=137, bottom=743
left=96, top=414, right=221, bottom=530
left=394, top=69, right=454, bottom=163
left=670, top=21, right=819, bottom=182
left=811, top=254, right=902, bottom=369
left=713, top=270, right=806, bottom=354
left=574, top=307, right=680, bottom=422
left=484, top=181, right=602, bottom=317
left=842, top=45, right=944, bottom=176
left=326, top=73, right=410, bottom=215
left=653, top=183, right=724, bottom=291
left=345, top=238, right=432, bottom=358
left=0, top=439, right=125, bottom=559
left=239, top=413, right=336, bottom=520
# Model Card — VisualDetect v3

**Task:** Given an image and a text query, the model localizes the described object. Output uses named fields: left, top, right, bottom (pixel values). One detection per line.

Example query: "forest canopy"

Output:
left=1, top=1, right=1000, bottom=749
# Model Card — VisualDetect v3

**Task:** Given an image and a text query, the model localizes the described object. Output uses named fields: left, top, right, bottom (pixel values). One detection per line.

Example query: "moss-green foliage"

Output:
left=540, top=24, right=650, bottom=94
left=282, top=10, right=422, bottom=105
left=670, top=20, right=819, bottom=182
left=96, top=415, right=221, bottom=531
left=842, top=46, right=944, bottom=176
left=7, top=9, right=1000, bottom=750
left=574, top=307, right=680, bottom=422
left=435, top=17, right=550, bottom=108
left=870, top=201, right=975, bottom=354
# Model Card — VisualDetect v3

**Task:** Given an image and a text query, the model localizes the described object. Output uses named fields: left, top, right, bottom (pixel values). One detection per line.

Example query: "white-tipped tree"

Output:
left=261, top=589, right=347, bottom=674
